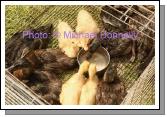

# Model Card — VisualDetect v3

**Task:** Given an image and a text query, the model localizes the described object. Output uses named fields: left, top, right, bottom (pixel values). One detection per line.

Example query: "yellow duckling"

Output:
left=57, top=21, right=79, bottom=58
left=75, top=10, right=100, bottom=51
left=79, top=63, right=99, bottom=105
left=60, top=61, right=90, bottom=105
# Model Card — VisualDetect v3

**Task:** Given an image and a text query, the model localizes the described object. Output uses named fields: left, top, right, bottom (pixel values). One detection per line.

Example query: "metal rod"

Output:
left=123, top=5, right=155, bottom=24
left=140, top=13, right=155, bottom=32
left=141, top=5, right=154, bottom=14
left=120, top=5, right=133, bottom=20
left=107, top=5, right=155, bottom=33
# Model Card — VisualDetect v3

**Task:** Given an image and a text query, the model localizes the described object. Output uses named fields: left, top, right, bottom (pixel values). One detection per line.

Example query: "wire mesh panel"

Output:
left=121, top=57, right=155, bottom=105
left=5, top=5, right=155, bottom=105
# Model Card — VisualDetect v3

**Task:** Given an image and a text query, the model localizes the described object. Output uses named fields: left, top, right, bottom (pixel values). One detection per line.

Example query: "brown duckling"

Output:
left=87, top=5, right=154, bottom=74
left=8, top=48, right=77, bottom=105
left=29, top=70, right=62, bottom=104
left=96, top=64, right=127, bottom=105
left=5, top=24, right=53, bottom=68
left=96, top=78, right=127, bottom=105
left=9, top=48, right=77, bottom=80
left=43, top=78, right=62, bottom=105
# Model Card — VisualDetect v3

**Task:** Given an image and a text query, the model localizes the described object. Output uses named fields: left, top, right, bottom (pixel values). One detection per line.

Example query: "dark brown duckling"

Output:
left=42, top=78, right=62, bottom=105
left=87, top=5, right=154, bottom=65
left=9, top=48, right=77, bottom=80
left=96, top=64, right=127, bottom=105
left=100, top=5, right=138, bottom=62
left=9, top=48, right=76, bottom=105
left=8, top=50, right=42, bottom=80
left=5, top=24, right=53, bottom=68
left=100, top=5, right=154, bottom=62
left=9, top=48, right=77, bottom=105
left=28, top=70, right=62, bottom=105
left=96, top=78, right=127, bottom=105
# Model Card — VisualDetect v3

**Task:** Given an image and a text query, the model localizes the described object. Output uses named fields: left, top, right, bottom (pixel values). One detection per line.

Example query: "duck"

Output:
left=60, top=61, right=90, bottom=105
left=29, top=70, right=62, bottom=105
left=96, top=64, right=127, bottom=105
left=79, top=63, right=99, bottom=105
left=9, top=48, right=77, bottom=80
left=57, top=21, right=79, bottom=58
left=75, top=10, right=100, bottom=51
left=5, top=24, right=53, bottom=68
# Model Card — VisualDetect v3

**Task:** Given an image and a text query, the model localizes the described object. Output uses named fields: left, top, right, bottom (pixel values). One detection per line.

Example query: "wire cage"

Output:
left=5, top=5, right=155, bottom=105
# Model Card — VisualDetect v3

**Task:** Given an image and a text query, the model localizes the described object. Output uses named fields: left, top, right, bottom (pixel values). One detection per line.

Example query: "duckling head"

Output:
left=78, top=61, right=90, bottom=75
left=103, top=64, right=117, bottom=83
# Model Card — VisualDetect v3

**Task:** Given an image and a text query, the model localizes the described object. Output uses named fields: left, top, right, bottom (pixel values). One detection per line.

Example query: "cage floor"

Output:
left=5, top=5, right=155, bottom=105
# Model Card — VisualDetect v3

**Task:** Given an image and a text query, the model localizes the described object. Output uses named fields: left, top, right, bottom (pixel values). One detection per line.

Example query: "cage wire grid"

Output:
left=5, top=5, right=155, bottom=105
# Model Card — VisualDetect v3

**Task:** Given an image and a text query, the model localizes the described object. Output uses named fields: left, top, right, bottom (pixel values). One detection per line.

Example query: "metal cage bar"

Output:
left=96, top=5, right=155, bottom=40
